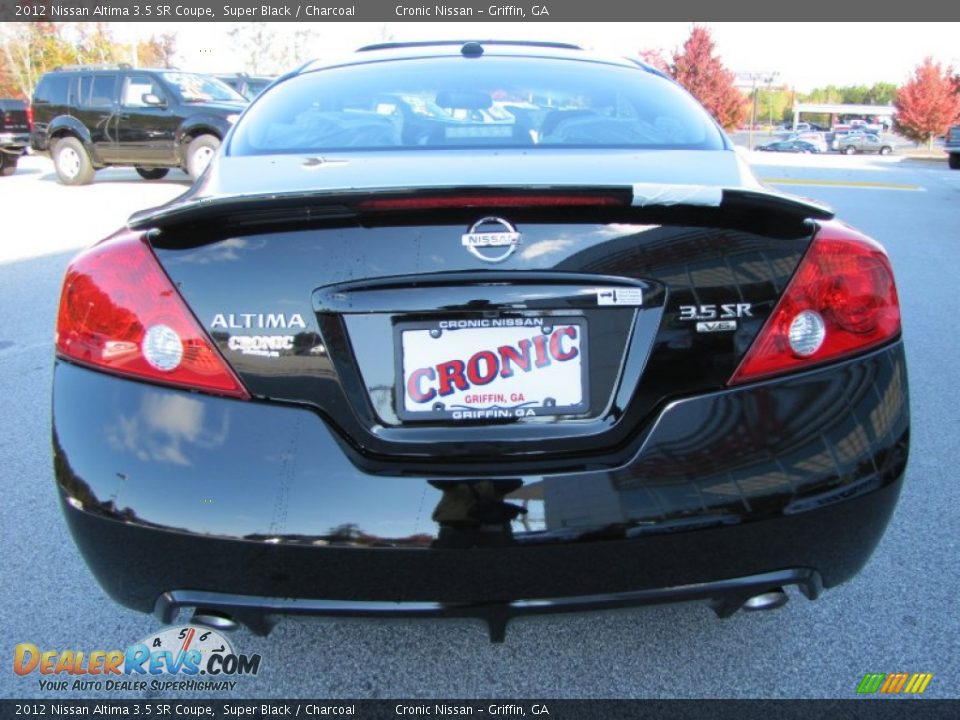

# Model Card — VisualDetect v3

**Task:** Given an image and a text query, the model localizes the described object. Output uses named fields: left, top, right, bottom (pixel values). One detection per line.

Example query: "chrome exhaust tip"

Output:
left=742, top=588, right=789, bottom=612
left=190, top=610, right=239, bottom=632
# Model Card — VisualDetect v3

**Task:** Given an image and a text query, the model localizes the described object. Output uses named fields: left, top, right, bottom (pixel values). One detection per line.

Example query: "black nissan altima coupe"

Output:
left=53, top=41, right=908, bottom=641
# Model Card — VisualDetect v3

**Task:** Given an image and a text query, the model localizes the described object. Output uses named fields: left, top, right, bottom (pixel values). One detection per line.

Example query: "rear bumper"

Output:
left=0, top=132, right=29, bottom=154
left=53, top=341, right=909, bottom=632
left=153, top=568, right=824, bottom=641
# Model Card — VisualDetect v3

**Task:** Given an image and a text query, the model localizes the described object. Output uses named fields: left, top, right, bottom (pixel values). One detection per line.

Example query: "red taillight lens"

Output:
left=729, top=221, right=900, bottom=385
left=26, top=105, right=34, bottom=130
left=56, top=231, right=250, bottom=399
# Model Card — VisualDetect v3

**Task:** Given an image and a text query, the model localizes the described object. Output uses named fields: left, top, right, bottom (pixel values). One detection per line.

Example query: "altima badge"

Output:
left=462, top=217, right=521, bottom=263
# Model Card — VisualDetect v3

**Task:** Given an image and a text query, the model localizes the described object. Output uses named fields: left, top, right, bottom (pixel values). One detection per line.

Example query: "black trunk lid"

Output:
left=149, top=180, right=823, bottom=473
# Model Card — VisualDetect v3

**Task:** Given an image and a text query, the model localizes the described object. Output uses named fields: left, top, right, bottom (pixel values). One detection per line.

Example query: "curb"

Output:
left=899, top=155, right=946, bottom=164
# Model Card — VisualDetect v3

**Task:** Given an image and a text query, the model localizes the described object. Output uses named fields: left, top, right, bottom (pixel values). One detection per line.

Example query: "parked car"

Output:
left=30, top=64, right=247, bottom=185
left=0, top=98, right=32, bottom=176
left=778, top=122, right=810, bottom=133
left=214, top=73, right=274, bottom=100
left=848, top=119, right=885, bottom=134
left=836, top=133, right=894, bottom=155
left=757, top=139, right=820, bottom=153
left=52, top=41, right=908, bottom=642
left=791, top=131, right=828, bottom=153
left=777, top=122, right=826, bottom=134
left=946, top=125, right=960, bottom=169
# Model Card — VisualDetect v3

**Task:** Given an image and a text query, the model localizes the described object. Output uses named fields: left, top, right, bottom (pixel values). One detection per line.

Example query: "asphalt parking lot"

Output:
left=1, top=152, right=958, bottom=700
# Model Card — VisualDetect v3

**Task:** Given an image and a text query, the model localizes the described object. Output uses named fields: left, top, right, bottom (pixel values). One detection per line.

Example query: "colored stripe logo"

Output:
left=857, top=673, right=933, bottom=694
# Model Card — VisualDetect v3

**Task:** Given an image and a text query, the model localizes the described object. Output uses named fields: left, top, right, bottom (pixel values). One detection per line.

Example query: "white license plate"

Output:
left=396, top=317, right=589, bottom=421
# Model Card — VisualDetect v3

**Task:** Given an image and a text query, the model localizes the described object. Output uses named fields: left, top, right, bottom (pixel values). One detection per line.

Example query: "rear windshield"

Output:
left=229, top=56, right=726, bottom=155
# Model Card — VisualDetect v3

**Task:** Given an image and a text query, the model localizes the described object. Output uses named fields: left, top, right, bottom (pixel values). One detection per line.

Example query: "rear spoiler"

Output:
left=128, top=184, right=833, bottom=235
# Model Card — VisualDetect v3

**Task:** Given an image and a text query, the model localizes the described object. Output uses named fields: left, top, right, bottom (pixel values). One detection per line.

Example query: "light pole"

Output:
left=765, top=73, right=779, bottom=134
left=737, top=71, right=778, bottom=150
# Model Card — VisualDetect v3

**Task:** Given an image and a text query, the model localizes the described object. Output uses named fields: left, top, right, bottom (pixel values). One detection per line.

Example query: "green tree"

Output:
left=757, top=88, right=792, bottom=125
left=867, top=82, right=897, bottom=104
left=800, top=82, right=897, bottom=106
left=803, top=85, right=843, bottom=104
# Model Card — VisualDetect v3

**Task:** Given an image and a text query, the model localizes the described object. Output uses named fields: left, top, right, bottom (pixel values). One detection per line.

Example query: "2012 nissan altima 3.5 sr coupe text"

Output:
left=52, top=41, right=908, bottom=642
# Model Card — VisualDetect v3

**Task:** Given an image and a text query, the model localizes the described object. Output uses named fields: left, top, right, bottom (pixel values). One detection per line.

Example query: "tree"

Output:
left=800, top=82, right=897, bottom=106
left=757, top=87, right=792, bottom=125
left=0, top=22, right=153, bottom=99
left=227, top=24, right=319, bottom=75
left=669, top=25, right=747, bottom=130
left=0, top=23, right=77, bottom=100
left=72, top=23, right=125, bottom=66
left=227, top=23, right=277, bottom=75
left=278, top=27, right=315, bottom=71
left=866, top=82, right=897, bottom=105
left=894, top=57, right=960, bottom=149
left=137, top=33, right=177, bottom=68
left=637, top=48, right=669, bottom=74
left=803, top=84, right=843, bottom=105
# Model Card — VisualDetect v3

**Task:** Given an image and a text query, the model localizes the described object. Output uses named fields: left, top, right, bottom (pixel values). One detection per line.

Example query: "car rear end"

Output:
left=0, top=99, right=31, bottom=174
left=51, top=45, right=909, bottom=641
left=946, top=125, right=960, bottom=169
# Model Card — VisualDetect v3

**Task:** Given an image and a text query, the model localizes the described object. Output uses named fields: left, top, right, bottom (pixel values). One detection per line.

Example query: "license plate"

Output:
left=396, top=317, right=589, bottom=421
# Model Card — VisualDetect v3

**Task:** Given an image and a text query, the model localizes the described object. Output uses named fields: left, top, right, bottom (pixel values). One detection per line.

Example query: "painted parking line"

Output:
left=760, top=177, right=925, bottom=191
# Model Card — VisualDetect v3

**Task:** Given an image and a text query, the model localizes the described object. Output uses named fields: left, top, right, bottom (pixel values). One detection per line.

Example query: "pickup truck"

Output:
left=835, top=133, right=894, bottom=155
left=0, top=99, right=31, bottom=176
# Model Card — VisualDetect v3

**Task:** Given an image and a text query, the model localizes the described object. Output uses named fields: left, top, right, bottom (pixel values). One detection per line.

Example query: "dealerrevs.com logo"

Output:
left=14, top=626, right=261, bottom=692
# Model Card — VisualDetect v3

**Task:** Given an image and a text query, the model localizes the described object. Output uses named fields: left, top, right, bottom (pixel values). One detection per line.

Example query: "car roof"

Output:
left=297, top=40, right=660, bottom=76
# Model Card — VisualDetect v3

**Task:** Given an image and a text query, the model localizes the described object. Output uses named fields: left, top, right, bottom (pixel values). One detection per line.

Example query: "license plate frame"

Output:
left=395, top=316, right=589, bottom=422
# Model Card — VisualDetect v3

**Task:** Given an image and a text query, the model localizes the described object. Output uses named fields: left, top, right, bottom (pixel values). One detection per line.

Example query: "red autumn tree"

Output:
left=637, top=48, right=670, bottom=74
left=670, top=25, right=747, bottom=130
left=894, top=57, right=960, bottom=149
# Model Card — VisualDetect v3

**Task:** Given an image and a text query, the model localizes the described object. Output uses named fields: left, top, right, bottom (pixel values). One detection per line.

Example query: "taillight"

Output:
left=55, top=231, right=250, bottom=399
left=729, top=221, right=900, bottom=385
left=26, top=105, right=34, bottom=130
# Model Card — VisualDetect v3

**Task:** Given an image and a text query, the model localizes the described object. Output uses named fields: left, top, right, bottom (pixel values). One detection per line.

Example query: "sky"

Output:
left=107, top=22, right=960, bottom=92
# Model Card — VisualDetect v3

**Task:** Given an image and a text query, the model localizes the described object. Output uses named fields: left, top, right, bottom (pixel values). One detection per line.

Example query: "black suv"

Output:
left=30, top=65, right=247, bottom=184
left=0, top=98, right=31, bottom=176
